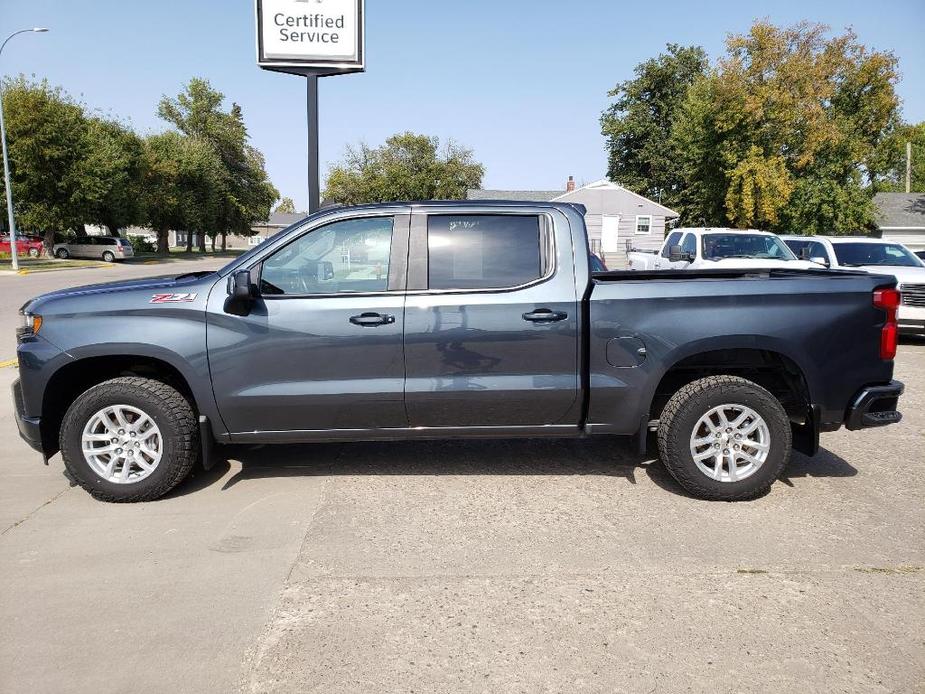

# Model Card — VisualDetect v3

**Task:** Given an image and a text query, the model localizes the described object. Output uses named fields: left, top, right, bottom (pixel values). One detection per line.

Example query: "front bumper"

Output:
left=898, top=303, right=925, bottom=334
left=845, top=381, right=904, bottom=431
left=12, top=378, right=44, bottom=455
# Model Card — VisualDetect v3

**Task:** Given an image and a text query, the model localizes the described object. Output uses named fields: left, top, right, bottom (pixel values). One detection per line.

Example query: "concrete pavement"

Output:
left=0, top=263, right=922, bottom=693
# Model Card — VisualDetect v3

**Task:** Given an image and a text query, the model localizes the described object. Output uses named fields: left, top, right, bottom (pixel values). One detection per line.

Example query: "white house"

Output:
left=468, top=177, right=679, bottom=268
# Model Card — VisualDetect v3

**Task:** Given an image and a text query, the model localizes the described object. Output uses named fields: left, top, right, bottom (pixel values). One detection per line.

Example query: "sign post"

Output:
left=255, top=0, right=365, bottom=212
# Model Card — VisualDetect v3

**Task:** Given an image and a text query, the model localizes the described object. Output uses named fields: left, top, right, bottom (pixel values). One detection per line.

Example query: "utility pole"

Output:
left=907, top=141, right=912, bottom=194
left=306, top=75, right=320, bottom=213
left=0, top=27, right=49, bottom=271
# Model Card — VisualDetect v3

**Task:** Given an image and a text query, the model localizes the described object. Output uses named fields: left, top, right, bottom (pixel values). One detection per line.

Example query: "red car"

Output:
left=1, top=234, right=44, bottom=257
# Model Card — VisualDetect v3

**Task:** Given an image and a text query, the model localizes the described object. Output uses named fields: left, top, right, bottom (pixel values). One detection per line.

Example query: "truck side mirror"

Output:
left=668, top=245, right=691, bottom=263
left=231, top=270, right=255, bottom=300
left=225, top=270, right=256, bottom=315
left=810, top=256, right=829, bottom=267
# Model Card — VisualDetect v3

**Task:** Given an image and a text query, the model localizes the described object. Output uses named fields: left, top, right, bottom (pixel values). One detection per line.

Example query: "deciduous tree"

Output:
left=324, top=132, right=484, bottom=205
left=600, top=44, right=708, bottom=211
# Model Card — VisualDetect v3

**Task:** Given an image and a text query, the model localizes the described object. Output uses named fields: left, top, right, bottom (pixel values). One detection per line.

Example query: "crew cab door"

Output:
left=206, top=211, right=410, bottom=436
left=403, top=209, right=580, bottom=427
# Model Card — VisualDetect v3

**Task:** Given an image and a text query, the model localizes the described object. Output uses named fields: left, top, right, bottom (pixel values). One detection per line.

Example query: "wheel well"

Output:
left=650, top=349, right=811, bottom=424
left=41, top=356, right=197, bottom=454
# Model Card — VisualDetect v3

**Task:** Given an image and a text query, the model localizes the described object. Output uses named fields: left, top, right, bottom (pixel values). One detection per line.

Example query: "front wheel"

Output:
left=28, top=247, right=40, bottom=258
left=55, top=248, right=69, bottom=259
left=657, top=375, right=791, bottom=501
left=60, top=377, right=199, bottom=502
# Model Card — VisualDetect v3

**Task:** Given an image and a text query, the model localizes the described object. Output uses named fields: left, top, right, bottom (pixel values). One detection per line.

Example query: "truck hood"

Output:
left=850, top=266, right=925, bottom=286
left=22, top=271, right=216, bottom=314
left=702, top=258, right=820, bottom=270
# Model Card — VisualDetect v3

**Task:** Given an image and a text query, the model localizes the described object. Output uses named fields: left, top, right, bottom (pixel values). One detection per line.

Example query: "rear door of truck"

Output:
left=403, top=207, right=581, bottom=427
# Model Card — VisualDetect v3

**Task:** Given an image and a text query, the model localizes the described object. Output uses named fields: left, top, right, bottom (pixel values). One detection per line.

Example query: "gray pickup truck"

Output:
left=14, top=201, right=903, bottom=502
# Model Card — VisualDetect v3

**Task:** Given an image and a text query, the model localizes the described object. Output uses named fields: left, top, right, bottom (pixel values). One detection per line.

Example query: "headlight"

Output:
left=17, top=312, right=42, bottom=340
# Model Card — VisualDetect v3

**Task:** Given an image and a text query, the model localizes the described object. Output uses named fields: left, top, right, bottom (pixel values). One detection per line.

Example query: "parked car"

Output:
left=628, top=228, right=818, bottom=271
left=1, top=234, right=44, bottom=258
left=783, top=236, right=925, bottom=335
left=15, top=201, right=902, bottom=503
left=53, top=236, right=134, bottom=262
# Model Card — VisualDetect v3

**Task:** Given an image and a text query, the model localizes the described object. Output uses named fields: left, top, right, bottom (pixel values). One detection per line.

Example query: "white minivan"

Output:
left=53, top=236, right=135, bottom=262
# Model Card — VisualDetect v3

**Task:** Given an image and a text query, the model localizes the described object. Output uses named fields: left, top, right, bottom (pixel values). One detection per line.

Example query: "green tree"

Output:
left=140, top=132, right=224, bottom=255
left=671, top=21, right=901, bottom=233
left=324, top=132, right=484, bottom=205
left=158, top=78, right=278, bottom=250
left=0, top=77, right=89, bottom=249
left=600, top=44, right=708, bottom=210
left=78, top=117, right=144, bottom=235
left=274, top=196, right=296, bottom=214
left=878, top=122, right=925, bottom=193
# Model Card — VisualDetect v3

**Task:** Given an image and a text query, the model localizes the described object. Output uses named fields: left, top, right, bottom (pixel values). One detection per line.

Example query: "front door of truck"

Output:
left=403, top=210, right=580, bottom=427
left=206, top=212, right=410, bottom=435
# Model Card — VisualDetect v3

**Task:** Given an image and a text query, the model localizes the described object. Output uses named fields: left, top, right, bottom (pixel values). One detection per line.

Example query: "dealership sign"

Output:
left=255, top=0, right=365, bottom=74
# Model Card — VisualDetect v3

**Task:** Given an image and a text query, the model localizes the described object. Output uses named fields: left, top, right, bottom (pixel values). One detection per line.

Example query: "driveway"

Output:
left=0, top=265, right=922, bottom=693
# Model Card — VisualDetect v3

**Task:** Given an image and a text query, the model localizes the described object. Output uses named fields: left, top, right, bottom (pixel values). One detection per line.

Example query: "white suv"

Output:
left=783, top=236, right=925, bottom=334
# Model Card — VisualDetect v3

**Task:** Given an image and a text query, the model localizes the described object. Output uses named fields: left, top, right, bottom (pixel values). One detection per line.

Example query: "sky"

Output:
left=2, top=0, right=924, bottom=210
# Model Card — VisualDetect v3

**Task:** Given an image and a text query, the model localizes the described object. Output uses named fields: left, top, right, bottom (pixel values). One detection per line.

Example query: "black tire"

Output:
left=28, top=247, right=40, bottom=258
left=60, top=377, right=199, bottom=502
left=656, top=375, right=791, bottom=501
left=56, top=248, right=69, bottom=259
left=102, top=251, right=115, bottom=262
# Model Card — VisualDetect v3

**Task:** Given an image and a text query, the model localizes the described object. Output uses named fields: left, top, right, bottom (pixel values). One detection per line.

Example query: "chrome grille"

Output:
left=901, top=283, right=925, bottom=307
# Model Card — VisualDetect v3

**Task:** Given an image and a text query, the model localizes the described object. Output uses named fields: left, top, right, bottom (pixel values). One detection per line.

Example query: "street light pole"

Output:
left=0, top=27, right=49, bottom=272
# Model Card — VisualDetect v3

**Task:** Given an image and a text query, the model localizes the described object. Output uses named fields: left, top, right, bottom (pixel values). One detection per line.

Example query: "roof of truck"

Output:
left=671, top=227, right=776, bottom=235
left=784, top=235, right=900, bottom=244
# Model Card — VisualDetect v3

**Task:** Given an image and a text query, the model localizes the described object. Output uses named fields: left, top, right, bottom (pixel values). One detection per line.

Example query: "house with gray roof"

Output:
left=469, top=176, right=679, bottom=267
left=875, top=192, right=925, bottom=251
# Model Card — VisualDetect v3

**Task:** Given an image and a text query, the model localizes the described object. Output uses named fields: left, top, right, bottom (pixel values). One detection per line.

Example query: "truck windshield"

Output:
left=702, top=234, right=796, bottom=261
left=831, top=242, right=924, bottom=268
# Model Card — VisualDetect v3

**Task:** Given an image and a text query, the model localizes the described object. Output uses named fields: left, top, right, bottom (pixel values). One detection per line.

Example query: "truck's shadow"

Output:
left=172, top=437, right=857, bottom=500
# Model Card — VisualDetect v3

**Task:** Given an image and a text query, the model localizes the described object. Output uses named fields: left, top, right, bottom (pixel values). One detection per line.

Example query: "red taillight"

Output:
left=873, top=287, right=900, bottom=360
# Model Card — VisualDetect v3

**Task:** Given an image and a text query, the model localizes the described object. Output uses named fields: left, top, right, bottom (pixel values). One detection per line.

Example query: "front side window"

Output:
left=661, top=231, right=682, bottom=258
left=831, top=242, right=923, bottom=268
left=427, top=214, right=543, bottom=290
left=260, top=216, right=393, bottom=295
left=635, top=216, right=652, bottom=234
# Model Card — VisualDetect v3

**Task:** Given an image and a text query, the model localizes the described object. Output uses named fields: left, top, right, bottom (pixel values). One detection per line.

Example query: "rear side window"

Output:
left=100, top=238, right=117, bottom=246
left=661, top=231, right=682, bottom=258
left=427, top=215, right=544, bottom=290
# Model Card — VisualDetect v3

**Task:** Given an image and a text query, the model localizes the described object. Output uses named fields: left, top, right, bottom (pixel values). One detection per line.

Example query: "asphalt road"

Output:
left=0, top=265, right=923, bottom=693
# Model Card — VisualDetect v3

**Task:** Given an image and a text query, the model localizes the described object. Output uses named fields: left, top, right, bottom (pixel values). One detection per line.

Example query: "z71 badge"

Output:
left=150, top=293, right=197, bottom=304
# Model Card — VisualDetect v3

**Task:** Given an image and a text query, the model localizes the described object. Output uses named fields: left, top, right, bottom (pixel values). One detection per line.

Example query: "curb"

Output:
left=11, top=263, right=113, bottom=275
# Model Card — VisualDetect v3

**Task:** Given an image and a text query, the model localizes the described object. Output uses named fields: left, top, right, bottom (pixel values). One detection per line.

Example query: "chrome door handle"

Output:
left=522, top=309, right=568, bottom=323
left=349, top=312, right=395, bottom=327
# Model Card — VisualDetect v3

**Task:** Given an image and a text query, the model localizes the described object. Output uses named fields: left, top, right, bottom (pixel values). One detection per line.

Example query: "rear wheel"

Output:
left=657, top=375, right=791, bottom=501
left=60, top=377, right=198, bottom=502
left=55, top=248, right=69, bottom=259
left=102, top=250, right=115, bottom=262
